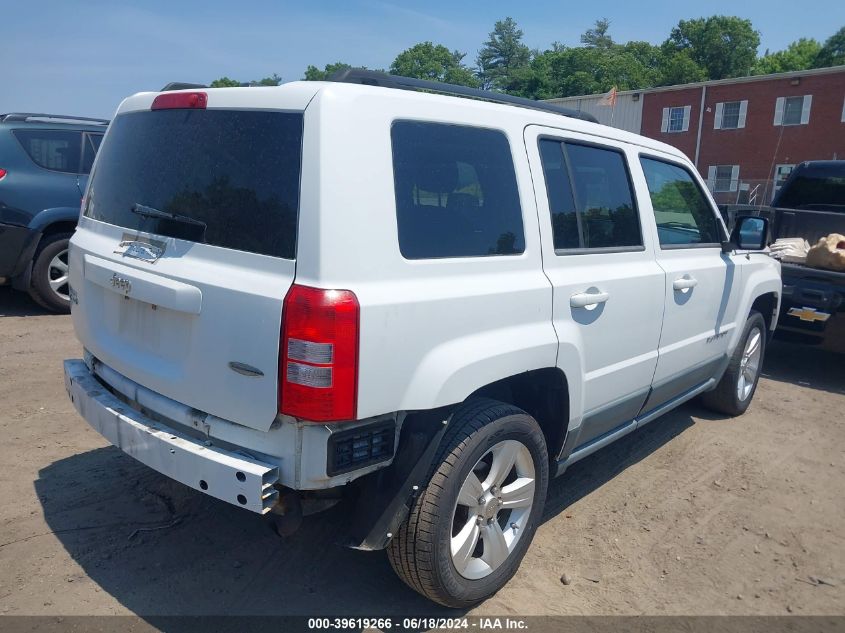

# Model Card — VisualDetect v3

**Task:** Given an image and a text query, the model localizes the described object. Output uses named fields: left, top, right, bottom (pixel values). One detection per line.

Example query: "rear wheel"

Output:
left=28, top=233, right=72, bottom=313
left=700, top=310, right=766, bottom=416
left=387, top=398, right=548, bottom=608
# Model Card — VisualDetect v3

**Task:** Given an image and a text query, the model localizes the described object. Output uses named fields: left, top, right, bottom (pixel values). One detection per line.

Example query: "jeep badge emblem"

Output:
left=110, top=273, right=132, bottom=294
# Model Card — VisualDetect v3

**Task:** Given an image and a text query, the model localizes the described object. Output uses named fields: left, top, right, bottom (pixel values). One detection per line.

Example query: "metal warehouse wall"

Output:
left=546, top=93, right=643, bottom=133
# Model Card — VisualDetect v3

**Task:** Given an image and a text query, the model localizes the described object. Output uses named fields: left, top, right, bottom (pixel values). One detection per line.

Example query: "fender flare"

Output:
left=26, top=206, right=80, bottom=233
left=11, top=207, right=79, bottom=290
left=728, top=274, right=782, bottom=354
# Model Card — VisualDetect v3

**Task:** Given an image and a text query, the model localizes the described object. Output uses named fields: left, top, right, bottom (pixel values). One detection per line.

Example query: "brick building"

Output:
left=547, top=66, right=845, bottom=204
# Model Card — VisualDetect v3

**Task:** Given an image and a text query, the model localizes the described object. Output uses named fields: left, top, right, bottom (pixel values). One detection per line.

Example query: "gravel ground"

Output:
left=0, top=285, right=843, bottom=620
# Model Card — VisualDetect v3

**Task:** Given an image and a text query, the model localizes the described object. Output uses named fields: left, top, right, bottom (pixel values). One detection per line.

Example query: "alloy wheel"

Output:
left=737, top=326, right=762, bottom=401
left=450, top=439, right=536, bottom=580
left=48, top=248, right=70, bottom=302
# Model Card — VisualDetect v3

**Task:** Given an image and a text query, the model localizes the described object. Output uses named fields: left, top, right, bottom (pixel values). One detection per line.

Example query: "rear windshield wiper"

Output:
left=131, top=203, right=208, bottom=229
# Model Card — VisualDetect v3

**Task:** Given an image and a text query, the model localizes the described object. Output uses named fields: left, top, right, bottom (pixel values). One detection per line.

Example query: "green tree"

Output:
left=303, top=62, right=353, bottom=81
left=815, top=26, right=845, bottom=67
left=251, top=73, right=282, bottom=86
left=209, top=73, right=281, bottom=87
left=477, top=17, right=531, bottom=90
left=209, top=76, right=241, bottom=87
left=516, top=45, right=660, bottom=99
left=581, top=18, right=614, bottom=48
left=663, top=16, right=760, bottom=79
left=657, top=50, right=708, bottom=85
left=390, top=42, right=479, bottom=86
left=753, top=38, right=822, bottom=74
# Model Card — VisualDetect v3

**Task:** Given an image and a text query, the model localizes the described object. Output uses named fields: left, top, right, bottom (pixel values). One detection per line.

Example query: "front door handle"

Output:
left=673, top=275, right=698, bottom=292
left=570, top=290, right=610, bottom=309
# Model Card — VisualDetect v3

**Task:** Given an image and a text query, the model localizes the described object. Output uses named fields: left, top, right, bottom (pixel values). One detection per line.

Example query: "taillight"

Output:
left=151, top=91, right=208, bottom=110
left=280, top=284, right=359, bottom=422
left=0, top=168, right=7, bottom=180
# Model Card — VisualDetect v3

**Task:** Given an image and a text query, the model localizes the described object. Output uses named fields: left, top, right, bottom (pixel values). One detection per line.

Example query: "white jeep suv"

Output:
left=63, top=70, right=781, bottom=607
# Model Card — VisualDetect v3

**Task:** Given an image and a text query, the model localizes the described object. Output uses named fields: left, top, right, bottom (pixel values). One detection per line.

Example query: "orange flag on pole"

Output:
left=597, top=86, right=618, bottom=107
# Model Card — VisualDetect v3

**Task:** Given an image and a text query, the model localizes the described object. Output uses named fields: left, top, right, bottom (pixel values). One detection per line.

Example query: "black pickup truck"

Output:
left=767, top=161, right=845, bottom=352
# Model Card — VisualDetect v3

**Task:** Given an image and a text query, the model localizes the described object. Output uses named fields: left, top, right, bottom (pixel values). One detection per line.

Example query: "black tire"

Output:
left=700, top=310, right=767, bottom=416
left=387, top=398, right=549, bottom=608
left=28, top=233, right=72, bottom=313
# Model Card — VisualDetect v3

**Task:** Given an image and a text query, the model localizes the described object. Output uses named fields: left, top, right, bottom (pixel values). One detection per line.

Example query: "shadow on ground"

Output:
left=36, top=408, right=695, bottom=621
left=761, top=339, right=844, bottom=396
left=35, top=338, right=838, bottom=622
left=0, top=286, right=51, bottom=317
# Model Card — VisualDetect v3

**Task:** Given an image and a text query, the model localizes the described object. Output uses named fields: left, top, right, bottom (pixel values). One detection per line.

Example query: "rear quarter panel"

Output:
left=294, top=86, right=560, bottom=421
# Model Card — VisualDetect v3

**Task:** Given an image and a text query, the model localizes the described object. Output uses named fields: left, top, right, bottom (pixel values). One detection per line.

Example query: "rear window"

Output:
left=391, top=121, right=525, bottom=259
left=773, top=164, right=845, bottom=212
left=84, top=109, right=303, bottom=259
left=14, top=129, right=82, bottom=173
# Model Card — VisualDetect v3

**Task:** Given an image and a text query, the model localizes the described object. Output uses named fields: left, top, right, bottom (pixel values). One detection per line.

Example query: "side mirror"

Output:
left=722, top=215, right=768, bottom=252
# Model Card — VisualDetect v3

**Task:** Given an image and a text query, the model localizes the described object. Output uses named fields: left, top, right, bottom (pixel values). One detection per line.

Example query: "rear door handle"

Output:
left=673, top=275, right=698, bottom=292
left=570, top=290, right=610, bottom=308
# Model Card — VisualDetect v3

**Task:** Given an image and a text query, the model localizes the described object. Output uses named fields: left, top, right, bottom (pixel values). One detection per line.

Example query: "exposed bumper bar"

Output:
left=63, top=359, right=279, bottom=514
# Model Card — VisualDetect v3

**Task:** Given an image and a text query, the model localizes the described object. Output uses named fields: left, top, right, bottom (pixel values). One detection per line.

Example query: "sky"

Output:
left=3, top=0, right=843, bottom=119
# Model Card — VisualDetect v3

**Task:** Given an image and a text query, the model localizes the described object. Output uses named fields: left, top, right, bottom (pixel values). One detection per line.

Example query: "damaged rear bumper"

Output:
left=63, top=359, right=280, bottom=514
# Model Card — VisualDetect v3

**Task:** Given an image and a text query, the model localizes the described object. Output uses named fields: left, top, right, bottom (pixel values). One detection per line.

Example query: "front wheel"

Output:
left=700, top=310, right=767, bottom=416
left=387, top=399, right=549, bottom=608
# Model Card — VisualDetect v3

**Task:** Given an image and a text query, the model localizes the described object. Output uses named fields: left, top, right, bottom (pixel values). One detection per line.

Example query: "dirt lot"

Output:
left=1, top=285, right=843, bottom=619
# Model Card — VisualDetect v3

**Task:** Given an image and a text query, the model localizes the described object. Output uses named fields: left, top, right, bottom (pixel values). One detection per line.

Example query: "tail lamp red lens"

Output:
left=151, top=92, right=208, bottom=110
left=280, top=284, right=359, bottom=422
left=0, top=168, right=7, bottom=180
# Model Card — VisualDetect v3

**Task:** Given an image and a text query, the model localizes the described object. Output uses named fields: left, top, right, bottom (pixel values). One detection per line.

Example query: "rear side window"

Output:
left=13, top=129, right=82, bottom=173
left=538, top=139, right=641, bottom=250
left=640, top=157, right=722, bottom=247
left=391, top=121, right=524, bottom=259
left=84, top=110, right=302, bottom=259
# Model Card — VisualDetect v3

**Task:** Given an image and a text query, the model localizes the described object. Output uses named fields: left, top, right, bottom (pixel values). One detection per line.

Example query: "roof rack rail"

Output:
left=328, top=68, right=599, bottom=124
left=161, top=82, right=209, bottom=91
left=1, top=112, right=109, bottom=125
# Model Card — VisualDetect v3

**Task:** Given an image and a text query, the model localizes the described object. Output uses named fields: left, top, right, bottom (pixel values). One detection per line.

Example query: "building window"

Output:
left=773, top=164, right=795, bottom=199
left=661, top=106, right=691, bottom=133
left=774, top=95, right=812, bottom=126
left=708, top=165, right=739, bottom=193
left=841, top=96, right=845, bottom=122
left=714, top=100, right=748, bottom=129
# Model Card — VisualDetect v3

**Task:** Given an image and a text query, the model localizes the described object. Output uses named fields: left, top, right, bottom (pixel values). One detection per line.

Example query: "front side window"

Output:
left=13, top=129, right=82, bottom=173
left=391, top=121, right=525, bottom=259
left=539, top=140, right=641, bottom=250
left=641, top=157, right=721, bottom=247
